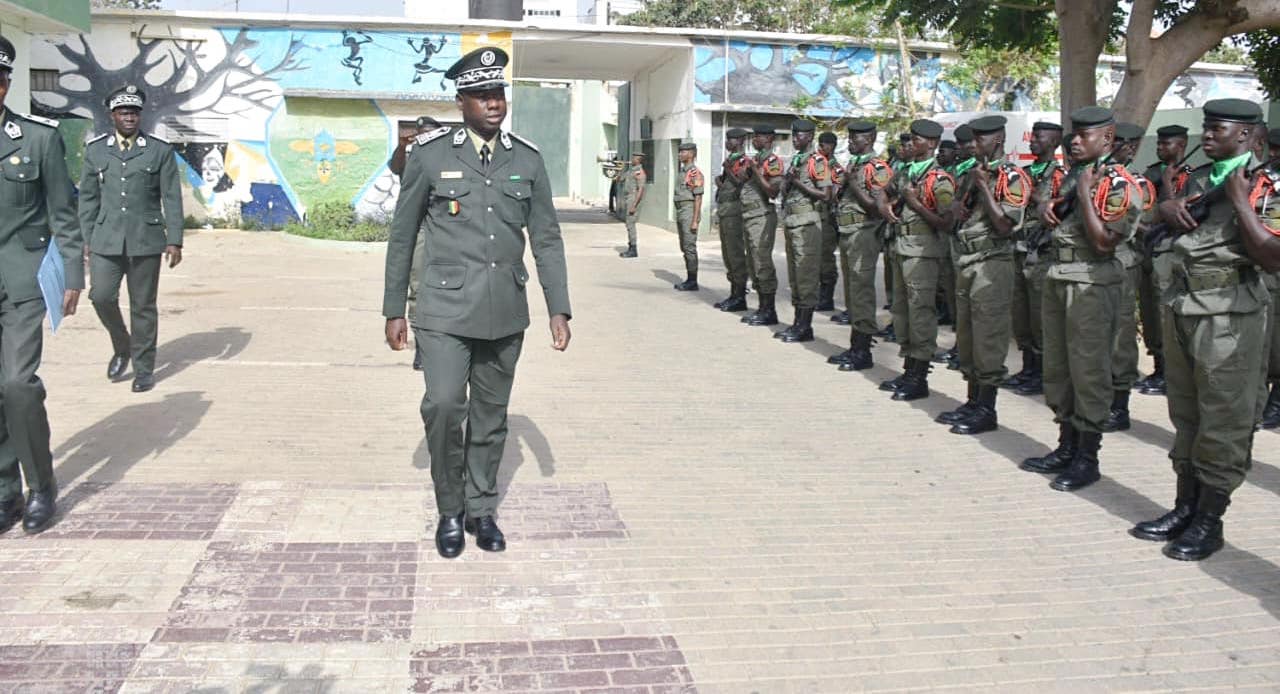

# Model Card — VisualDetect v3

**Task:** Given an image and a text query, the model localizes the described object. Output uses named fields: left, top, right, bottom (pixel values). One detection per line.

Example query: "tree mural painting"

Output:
left=35, top=27, right=306, bottom=137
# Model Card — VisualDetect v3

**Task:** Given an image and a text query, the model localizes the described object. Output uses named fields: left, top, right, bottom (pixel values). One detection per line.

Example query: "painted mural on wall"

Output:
left=31, top=25, right=513, bottom=223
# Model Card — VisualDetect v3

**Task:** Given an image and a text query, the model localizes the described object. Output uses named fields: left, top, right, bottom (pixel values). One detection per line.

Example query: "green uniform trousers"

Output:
left=0, top=293, right=54, bottom=499
left=1256, top=282, right=1280, bottom=419
left=416, top=328, right=524, bottom=518
left=882, top=250, right=894, bottom=302
left=624, top=211, right=639, bottom=246
left=90, top=253, right=162, bottom=378
left=891, top=255, right=941, bottom=361
left=717, top=212, right=752, bottom=290
left=956, top=257, right=1014, bottom=386
left=1164, top=307, right=1265, bottom=492
left=1111, top=265, right=1141, bottom=390
left=675, top=201, right=698, bottom=275
left=1011, top=252, right=1034, bottom=351
left=1137, top=258, right=1163, bottom=357
left=837, top=223, right=882, bottom=336
left=783, top=222, right=822, bottom=308
left=743, top=209, right=779, bottom=296
left=1042, top=278, right=1120, bottom=433
left=406, top=226, right=427, bottom=319
left=938, top=249, right=957, bottom=324
left=820, top=213, right=839, bottom=288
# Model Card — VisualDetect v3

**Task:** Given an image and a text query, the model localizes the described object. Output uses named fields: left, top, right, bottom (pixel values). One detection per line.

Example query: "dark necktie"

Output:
left=480, top=144, right=491, bottom=169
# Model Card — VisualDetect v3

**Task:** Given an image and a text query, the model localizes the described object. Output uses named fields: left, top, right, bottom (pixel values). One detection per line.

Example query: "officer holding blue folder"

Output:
left=0, top=34, right=85, bottom=535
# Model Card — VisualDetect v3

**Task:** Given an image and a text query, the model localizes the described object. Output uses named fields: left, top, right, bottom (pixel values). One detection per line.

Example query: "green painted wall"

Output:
left=512, top=84, right=569, bottom=197
left=1, top=0, right=90, bottom=31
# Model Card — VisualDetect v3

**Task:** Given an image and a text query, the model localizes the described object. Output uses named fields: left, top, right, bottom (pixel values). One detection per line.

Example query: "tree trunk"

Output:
left=1056, top=0, right=1113, bottom=124
left=895, top=20, right=916, bottom=119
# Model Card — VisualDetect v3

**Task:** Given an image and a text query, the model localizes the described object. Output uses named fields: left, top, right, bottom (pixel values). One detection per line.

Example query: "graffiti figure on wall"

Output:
left=408, top=35, right=449, bottom=89
left=341, top=31, right=373, bottom=86
left=289, top=129, right=360, bottom=185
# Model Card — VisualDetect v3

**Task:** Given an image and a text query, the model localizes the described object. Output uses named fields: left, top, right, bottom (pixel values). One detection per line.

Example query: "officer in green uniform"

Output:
left=815, top=131, right=840, bottom=313
left=0, top=34, right=86, bottom=534
left=936, top=125, right=976, bottom=370
left=1005, top=122, right=1064, bottom=397
left=672, top=142, right=703, bottom=291
left=618, top=152, right=646, bottom=258
left=876, top=119, right=955, bottom=400
left=1259, top=127, right=1280, bottom=429
left=383, top=47, right=572, bottom=559
left=1021, top=107, right=1140, bottom=493
left=1131, top=99, right=1280, bottom=561
left=827, top=119, right=892, bottom=372
left=935, top=115, right=1028, bottom=435
left=78, top=85, right=184, bottom=393
left=1097, top=122, right=1147, bottom=431
left=394, top=117, right=443, bottom=372
left=1134, top=125, right=1190, bottom=395
left=775, top=119, right=831, bottom=343
left=740, top=125, right=783, bottom=327
left=713, top=127, right=752, bottom=312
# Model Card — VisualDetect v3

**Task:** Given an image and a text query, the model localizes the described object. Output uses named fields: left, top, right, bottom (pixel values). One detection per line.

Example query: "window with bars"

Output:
left=29, top=69, right=59, bottom=92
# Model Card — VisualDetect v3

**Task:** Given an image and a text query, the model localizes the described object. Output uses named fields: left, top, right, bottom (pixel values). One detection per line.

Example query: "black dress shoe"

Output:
left=132, top=374, right=155, bottom=393
left=434, top=513, right=465, bottom=558
left=619, top=245, right=637, bottom=258
left=412, top=349, right=423, bottom=371
left=107, top=353, right=130, bottom=381
left=464, top=515, right=507, bottom=552
left=22, top=485, right=57, bottom=534
left=0, top=494, right=23, bottom=535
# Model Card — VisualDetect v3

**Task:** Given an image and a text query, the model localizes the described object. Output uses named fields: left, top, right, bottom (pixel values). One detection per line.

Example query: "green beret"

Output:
left=938, top=140, right=958, bottom=150
left=677, top=142, right=697, bottom=152
left=1203, top=98, right=1263, bottom=124
left=1269, top=128, right=1280, bottom=147
left=968, top=115, right=1007, bottom=134
left=753, top=124, right=776, bottom=135
left=725, top=127, right=750, bottom=139
left=1115, top=122, right=1145, bottom=141
left=953, top=124, right=974, bottom=142
left=1156, top=124, right=1188, bottom=138
left=910, top=119, right=943, bottom=139
left=847, top=119, right=876, bottom=134
left=1032, top=121, right=1063, bottom=132
left=1070, top=106, right=1115, bottom=130
left=791, top=119, right=816, bottom=133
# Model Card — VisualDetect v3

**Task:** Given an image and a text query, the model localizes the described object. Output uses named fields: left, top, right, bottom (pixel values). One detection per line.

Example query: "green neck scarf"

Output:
left=907, top=157, right=935, bottom=179
left=953, top=157, right=977, bottom=177
left=1029, top=160, right=1052, bottom=178
left=1209, top=152, right=1252, bottom=187
left=792, top=147, right=810, bottom=168
left=727, top=152, right=743, bottom=161
left=850, top=152, right=872, bottom=165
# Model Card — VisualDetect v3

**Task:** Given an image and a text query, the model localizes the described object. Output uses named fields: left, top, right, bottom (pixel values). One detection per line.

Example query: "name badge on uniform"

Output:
left=440, top=171, right=463, bottom=179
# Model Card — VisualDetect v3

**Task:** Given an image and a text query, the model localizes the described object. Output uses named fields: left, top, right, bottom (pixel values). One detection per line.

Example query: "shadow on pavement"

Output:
left=1247, top=459, right=1280, bottom=498
left=1198, top=544, right=1280, bottom=621
left=411, top=413, right=556, bottom=510
left=155, top=327, right=253, bottom=383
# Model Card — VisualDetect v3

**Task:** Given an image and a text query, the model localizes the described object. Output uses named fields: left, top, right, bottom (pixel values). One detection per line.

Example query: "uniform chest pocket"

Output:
left=499, top=180, right=532, bottom=225
left=432, top=182, right=472, bottom=221
left=1, top=161, right=41, bottom=206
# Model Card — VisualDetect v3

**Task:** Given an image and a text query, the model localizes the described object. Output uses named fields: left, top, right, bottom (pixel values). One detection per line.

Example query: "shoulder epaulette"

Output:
left=146, top=132, right=170, bottom=144
left=415, top=125, right=452, bottom=147
left=508, top=132, right=540, bottom=152
left=17, top=113, right=58, bottom=128
left=85, top=133, right=108, bottom=145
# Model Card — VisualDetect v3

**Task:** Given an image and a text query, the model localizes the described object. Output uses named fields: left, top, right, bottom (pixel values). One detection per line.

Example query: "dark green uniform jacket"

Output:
left=78, top=132, right=185, bottom=256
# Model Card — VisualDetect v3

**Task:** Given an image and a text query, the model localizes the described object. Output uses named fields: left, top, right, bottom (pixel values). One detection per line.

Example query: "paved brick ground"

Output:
left=4, top=203, right=1278, bottom=691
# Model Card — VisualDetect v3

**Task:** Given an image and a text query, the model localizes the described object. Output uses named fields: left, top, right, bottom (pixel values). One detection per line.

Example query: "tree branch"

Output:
left=1126, top=0, right=1157, bottom=77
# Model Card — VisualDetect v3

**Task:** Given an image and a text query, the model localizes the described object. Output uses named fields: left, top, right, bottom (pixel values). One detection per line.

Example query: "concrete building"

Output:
left=20, top=8, right=1268, bottom=232
left=0, top=0, right=89, bottom=113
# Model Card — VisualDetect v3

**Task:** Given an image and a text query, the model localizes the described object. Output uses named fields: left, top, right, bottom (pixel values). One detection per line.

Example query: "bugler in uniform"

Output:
left=382, top=47, right=572, bottom=559
left=78, top=84, right=185, bottom=394
left=618, top=152, right=646, bottom=258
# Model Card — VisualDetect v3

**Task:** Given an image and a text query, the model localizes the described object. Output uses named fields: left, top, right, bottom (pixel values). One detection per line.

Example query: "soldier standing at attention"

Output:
left=1020, top=107, right=1140, bottom=493
left=618, top=152, right=645, bottom=258
left=936, top=140, right=958, bottom=170
left=713, top=128, right=753, bottom=312
left=390, top=116, right=442, bottom=371
left=1134, top=125, right=1190, bottom=395
left=935, top=115, right=1028, bottom=435
left=79, top=85, right=184, bottom=394
left=937, top=125, right=977, bottom=369
left=739, top=125, right=783, bottom=327
left=383, top=47, right=571, bottom=559
left=876, top=119, right=955, bottom=400
left=827, top=119, right=893, bottom=372
left=816, top=131, right=841, bottom=313
left=1260, top=127, right=1280, bottom=429
left=672, top=142, right=703, bottom=291
left=1099, top=122, right=1147, bottom=432
left=0, top=35, right=86, bottom=534
left=1131, top=99, right=1280, bottom=561
left=774, top=119, right=831, bottom=344
left=1005, top=122, right=1065, bottom=397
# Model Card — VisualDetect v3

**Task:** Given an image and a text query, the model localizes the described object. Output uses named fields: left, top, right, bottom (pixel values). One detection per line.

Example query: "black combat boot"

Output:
left=1162, top=486, right=1230, bottom=561
left=827, top=334, right=855, bottom=365
left=838, top=332, right=874, bottom=371
left=1021, top=422, right=1077, bottom=473
left=951, top=385, right=999, bottom=435
left=1259, top=381, right=1280, bottom=430
left=1101, top=390, right=1131, bottom=432
left=875, top=322, right=896, bottom=342
left=815, top=282, right=836, bottom=311
left=945, top=346, right=960, bottom=371
left=1015, top=353, right=1043, bottom=396
left=1130, top=474, right=1199, bottom=542
left=781, top=308, right=815, bottom=343
left=936, top=381, right=979, bottom=425
left=773, top=307, right=801, bottom=340
left=830, top=310, right=850, bottom=325
left=1050, top=431, right=1102, bottom=492
left=619, top=244, right=637, bottom=258
left=674, top=271, right=699, bottom=291
left=715, top=284, right=748, bottom=312
left=1136, top=354, right=1167, bottom=395
left=891, top=358, right=930, bottom=401
left=1002, top=349, right=1034, bottom=389
left=745, top=294, right=779, bottom=326
left=879, top=358, right=910, bottom=392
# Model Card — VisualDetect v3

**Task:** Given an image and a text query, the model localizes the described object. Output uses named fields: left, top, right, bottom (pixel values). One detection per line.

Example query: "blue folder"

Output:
left=38, top=239, right=65, bottom=334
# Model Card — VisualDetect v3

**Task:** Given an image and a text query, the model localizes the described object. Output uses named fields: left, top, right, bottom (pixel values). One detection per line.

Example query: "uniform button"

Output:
left=440, top=280, right=446, bottom=285
left=487, top=206, right=493, bottom=212
left=121, top=192, right=126, bottom=196
left=121, top=207, right=127, bottom=211
left=17, top=174, right=23, bottom=179
left=121, top=177, right=126, bottom=181
left=489, top=234, right=495, bottom=240
left=486, top=179, right=492, bottom=185
left=490, top=262, right=496, bottom=268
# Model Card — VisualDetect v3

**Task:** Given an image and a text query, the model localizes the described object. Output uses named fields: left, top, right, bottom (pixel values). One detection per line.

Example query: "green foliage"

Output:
left=941, top=46, right=1057, bottom=110
left=622, top=0, right=877, bottom=34
left=284, top=200, right=389, bottom=242
left=1247, top=30, right=1280, bottom=98
left=305, top=200, right=356, bottom=232
left=841, top=0, right=1057, bottom=50
left=91, top=0, right=161, bottom=8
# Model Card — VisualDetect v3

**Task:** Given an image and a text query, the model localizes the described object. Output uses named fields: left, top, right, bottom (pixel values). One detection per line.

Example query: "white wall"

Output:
left=403, top=0, right=469, bottom=21
left=0, top=24, right=30, bottom=112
